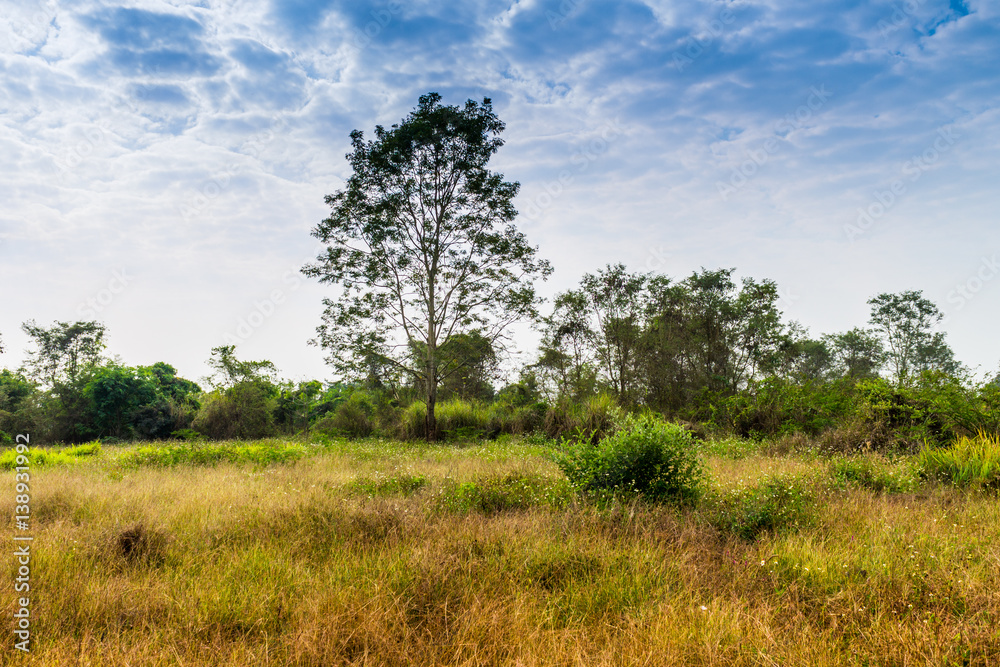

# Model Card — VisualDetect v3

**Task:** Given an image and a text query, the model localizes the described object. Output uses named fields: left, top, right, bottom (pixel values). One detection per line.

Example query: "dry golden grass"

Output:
left=3, top=438, right=1000, bottom=666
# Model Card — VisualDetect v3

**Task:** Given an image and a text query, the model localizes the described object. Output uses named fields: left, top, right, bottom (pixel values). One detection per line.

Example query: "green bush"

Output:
left=918, top=431, right=1000, bottom=489
left=555, top=413, right=702, bottom=504
left=313, top=392, right=375, bottom=439
left=192, top=382, right=276, bottom=440
left=438, top=471, right=572, bottom=514
left=708, top=474, right=817, bottom=540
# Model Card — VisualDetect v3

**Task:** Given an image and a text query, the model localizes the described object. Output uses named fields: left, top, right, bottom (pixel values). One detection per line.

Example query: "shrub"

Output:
left=708, top=474, right=817, bottom=540
left=918, top=431, right=1000, bottom=489
left=555, top=413, right=702, bottom=504
left=314, top=392, right=375, bottom=438
left=192, top=382, right=276, bottom=440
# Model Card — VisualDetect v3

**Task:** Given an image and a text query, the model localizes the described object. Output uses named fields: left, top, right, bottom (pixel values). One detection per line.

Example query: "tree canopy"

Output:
left=304, top=92, right=551, bottom=438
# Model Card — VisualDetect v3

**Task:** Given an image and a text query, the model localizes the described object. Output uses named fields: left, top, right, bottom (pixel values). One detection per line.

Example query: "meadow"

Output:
left=3, top=434, right=999, bottom=666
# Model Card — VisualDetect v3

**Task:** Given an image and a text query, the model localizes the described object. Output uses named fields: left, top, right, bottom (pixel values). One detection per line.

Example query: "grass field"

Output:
left=3, top=436, right=1000, bottom=666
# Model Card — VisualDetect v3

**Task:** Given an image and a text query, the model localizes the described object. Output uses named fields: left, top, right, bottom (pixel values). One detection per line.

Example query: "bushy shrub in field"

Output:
left=918, top=431, right=1000, bottom=489
left=398, top=401, right=427, bottom=440
left=707, top=474, right=817, bottom=540
left=312, top=392, right=375, bottom=438
left=555, top=413, right=702, bottom=504
left=192, top=382, right=276, bottom=440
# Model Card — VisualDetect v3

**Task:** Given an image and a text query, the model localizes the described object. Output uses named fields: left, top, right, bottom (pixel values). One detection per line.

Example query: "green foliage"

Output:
left=86, top=364, right=160, bottom=438
left=828, top=455, right=920, bottom=493
left=348, top=472, right=428, bottom=497
left=118, top=440, right=307, bottom=468
left=192, top=382, right=277, bottom=440
left=707, top=474, right=817, bottom=540
left=438, top=471, right=572, bottom=514
left=0, top=442, right=101, bottom=470
left=555, top=413, right=703, bottom=504
left=918, top=432, right=1000, bottom=489
left=543, top=393, right=621, bottom=441
left=304, top=92, right=552, bottom=441
left=720, top=377, right=855, bottom=439
left=313, top=391, right=376, bottom=438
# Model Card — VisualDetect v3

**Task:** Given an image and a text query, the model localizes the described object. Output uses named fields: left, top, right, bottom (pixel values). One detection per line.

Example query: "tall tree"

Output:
left=822, top=327, right=885, bottom=380
left=867, top=291, right=958, bottom=384
left=21, top=320, right=106, bottom=387
left=304, top=93, right=551, bottom=439
left=581, top=264, right=648, bottom=402
left=537, top=289, right=598, bottom=401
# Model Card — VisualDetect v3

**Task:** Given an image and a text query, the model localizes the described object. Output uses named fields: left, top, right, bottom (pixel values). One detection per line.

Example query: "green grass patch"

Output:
left=437, top=471, right=573, bottom=514
left=117, top=440, right=308, bottom=468
left=829, top=454, right=921, bottom=493
left=347, top=472, right=429, bottom=497
left=0, top=442, right=103, bottom=469
left=707, top=473, right=818, bottom=540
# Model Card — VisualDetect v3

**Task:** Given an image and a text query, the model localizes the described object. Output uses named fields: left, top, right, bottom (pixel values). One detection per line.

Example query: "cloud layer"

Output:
left=2, top=0, right=998, bottom=380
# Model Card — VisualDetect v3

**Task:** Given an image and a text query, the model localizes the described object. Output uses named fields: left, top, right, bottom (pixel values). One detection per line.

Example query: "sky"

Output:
left=1, top=0, right=998, bottom=386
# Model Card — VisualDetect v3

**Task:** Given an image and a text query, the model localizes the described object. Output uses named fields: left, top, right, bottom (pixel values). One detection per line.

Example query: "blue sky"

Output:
left=1, top=0, right=997, bottom=383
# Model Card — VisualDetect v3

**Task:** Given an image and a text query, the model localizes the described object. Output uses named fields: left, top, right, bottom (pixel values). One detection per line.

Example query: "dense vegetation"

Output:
left=2, top=277, right=997, bottom=452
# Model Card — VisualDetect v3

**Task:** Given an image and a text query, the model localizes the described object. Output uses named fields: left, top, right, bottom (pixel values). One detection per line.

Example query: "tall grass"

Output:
left=919, top=430, right=1000, bottom=489
left=4, top=437, right=1000, bottom=665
